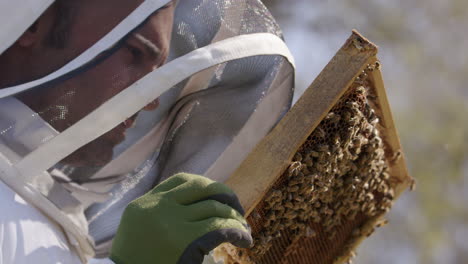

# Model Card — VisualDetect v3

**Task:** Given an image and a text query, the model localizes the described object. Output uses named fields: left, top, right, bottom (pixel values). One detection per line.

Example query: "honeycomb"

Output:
left=214, top=62, right=400, bottom=264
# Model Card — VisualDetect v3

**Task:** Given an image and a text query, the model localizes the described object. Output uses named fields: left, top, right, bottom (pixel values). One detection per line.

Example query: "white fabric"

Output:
left=0, top=0, right=54, bottom=55
left=0, top=180, right=115, bottom=264
left=0, top=98, right=94, bottom=262
left=0, top=98, right=115, bottom=263
left=0, top=0, right=171, bottom=99
left=15, top=33, right=295, bottom=180
left=0, top=97, right=58, bottom=160
left=0, top=180, right=82, bottom=264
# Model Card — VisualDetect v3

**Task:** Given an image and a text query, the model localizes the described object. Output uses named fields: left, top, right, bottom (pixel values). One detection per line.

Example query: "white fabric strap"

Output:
left=15, top=33, right=295, bottom=180
left=0, top=0, right=170, bottom=99
left=0, top=154, right=94, bottom=262
left=0, top=0, right=54, bottom=55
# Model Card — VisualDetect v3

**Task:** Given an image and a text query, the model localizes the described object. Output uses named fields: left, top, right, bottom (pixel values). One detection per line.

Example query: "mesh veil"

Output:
left=0, top=0, right=295, bottom=260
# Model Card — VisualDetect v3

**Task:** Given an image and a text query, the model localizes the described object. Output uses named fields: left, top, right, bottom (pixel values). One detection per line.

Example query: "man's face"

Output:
left=12, top=0, right=175, bottom=167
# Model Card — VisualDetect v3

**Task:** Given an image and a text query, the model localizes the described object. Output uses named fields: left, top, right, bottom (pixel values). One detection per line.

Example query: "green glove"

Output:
left=110, top=173, right=252, bottom=264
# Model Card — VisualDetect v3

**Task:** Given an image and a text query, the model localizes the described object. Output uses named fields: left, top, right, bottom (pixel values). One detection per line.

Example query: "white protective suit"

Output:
left=0, top=0, right=295, bottom=263
left=0, top=97, right=112, bottom=263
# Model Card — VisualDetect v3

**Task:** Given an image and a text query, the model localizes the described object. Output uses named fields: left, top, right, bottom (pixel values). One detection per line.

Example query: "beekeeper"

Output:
left=0, top=0, right=295, bottom=263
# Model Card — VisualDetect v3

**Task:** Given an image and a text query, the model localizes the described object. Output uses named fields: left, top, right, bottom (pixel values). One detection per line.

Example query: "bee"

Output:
left=284, top=209, right=298, bottom=220
left=351, top=137, right=364, bottom=149
left=294, top=194, right=305, bottom=203
left=349, top=116, right=362, bottom=127
left=385, top=189, right=395, bottom=200
left=369, top=136, right=382, bottom=148
left=362, top=123, right=374, bottom=136
left=317, top=144, right=330, bottom=153
left=303, top=155, right=314, bottom=167
left=368, top=112, right=380, bottom=126
left=310, top=151, right=320, bottom=158
left=284, top=201, right=294, bottom=209
left=366, top=228, right=376, bottom=237
left=352, top=228, right=361, bottom=237
left=381, top=171, right=390, bottom=180
left=305, top=226, right=317, bottom=238
left=288, top=161, right=303, bottom=177
left=293, top=153, right=303, bottom=162
left=265, top=211, right=276, bottom=221
left=353, top=176, right=362, bottom=185
left=366, top=64, right=376, bottom=72
left=287, top=185, right=300, bottom=193
left=271, top=221, right=283, bottom=232
left=315, top=127, right=326, bottom=139
left=354, top=76, right=363, bottom=84
left=357, top=191, right=366, bottom=202
left=348, top=211, right=358, bottom=220
left=267, top=189, right=282, bottom=200
left=331, top=114, right=342, bottom=124
left=356, top=86, right=366, bottom=95
left=366, top=93, right=379, bottom=102
left=375, top=219, right=389, bottom=228
left=366, top=204, right=376, bottom=216
left=375, top=61, right=381, bottom=70
left=410, top=179, right=417, bottom=191
left=325, top=112, right=337, bottom=121
left=290, top=176, right=306, bottom=186
left=313, top=201, right=322, bottom=208
left=377, top=183, right=388, bottom=193
left=261, top=233, right=274, bottom=244
left=301, top=165, right=311, bottom=174
left=324, top=218, right=335, bottom=229
left=342, top=110, right=353, bottom=121
left=391, top=150, right=402, bottom=163
left=274, top=205, right=285, bottom=215
left=299, top=203, right=310, bottom=211
left=346, top=101, right=360, bottom=112
left=252, top=211, right=261, bottom=220
left=365, top=193, right=374, bottom=201
left=273, top=231, right=282, bottom=238
left=359, top=71, right=369, bottom=80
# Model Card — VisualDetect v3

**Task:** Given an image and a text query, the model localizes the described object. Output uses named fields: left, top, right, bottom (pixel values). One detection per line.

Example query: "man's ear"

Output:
left=143, top=99, right=160, bottom=111
left=16, top=6, right=56, bottom=48
left=17, top=22, right=39, bottom=47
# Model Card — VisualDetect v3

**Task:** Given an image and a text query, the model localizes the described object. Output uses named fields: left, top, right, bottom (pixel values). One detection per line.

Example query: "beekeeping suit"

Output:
left=0, top=0, right=295, bottom=263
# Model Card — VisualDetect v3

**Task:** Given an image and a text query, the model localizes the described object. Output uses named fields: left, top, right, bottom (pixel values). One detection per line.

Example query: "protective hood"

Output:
left=0, top=0, right=295, bottom=260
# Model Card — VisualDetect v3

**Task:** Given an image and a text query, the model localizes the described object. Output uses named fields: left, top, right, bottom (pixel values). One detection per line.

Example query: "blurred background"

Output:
left=261, top=0, right=468, bottom=263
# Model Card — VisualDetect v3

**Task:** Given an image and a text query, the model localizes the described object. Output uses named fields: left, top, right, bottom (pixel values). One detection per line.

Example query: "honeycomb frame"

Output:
left=214, top=30, right=412, bottom=264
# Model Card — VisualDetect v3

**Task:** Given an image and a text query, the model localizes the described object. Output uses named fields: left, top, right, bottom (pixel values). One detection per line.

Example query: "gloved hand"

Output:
left=110, top=173, right=252, bottom=264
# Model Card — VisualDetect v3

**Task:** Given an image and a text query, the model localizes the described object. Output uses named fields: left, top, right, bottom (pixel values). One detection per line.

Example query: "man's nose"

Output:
left=140, top=52, right=164, bottom=76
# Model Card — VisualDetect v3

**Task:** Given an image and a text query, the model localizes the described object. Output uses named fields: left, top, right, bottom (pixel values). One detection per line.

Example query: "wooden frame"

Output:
left=219, top=30, right=412, bottom=263
left=226, top=30, right=411, bottom=214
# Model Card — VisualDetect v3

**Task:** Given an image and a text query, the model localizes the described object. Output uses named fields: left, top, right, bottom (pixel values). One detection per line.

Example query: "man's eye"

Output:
left=126, top=45, right=143, bottom=59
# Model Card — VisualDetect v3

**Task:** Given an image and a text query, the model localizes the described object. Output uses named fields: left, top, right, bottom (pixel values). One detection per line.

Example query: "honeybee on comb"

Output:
left=214, top=30, right=412, bottom=264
